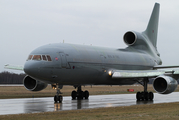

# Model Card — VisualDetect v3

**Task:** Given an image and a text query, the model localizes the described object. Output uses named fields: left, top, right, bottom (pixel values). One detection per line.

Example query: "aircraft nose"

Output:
left=24, top=61, right=39, bottom=76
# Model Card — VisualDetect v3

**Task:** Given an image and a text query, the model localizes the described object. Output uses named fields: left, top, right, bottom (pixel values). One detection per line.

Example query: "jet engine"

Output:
left=123, top=31, right=146, bottom=46
left=23, top=75, right=48, bottom=91
left=153, top=75, right=178, bottom=94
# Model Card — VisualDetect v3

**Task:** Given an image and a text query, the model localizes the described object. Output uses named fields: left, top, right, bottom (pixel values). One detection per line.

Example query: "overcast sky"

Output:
left=1, top=0, right=179, bottom=74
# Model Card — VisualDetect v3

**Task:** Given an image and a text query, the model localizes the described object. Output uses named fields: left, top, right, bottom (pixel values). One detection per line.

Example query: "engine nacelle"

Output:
left=23, top=75, right=48, bottom=91
left=123, top=31, right=146, bottom=46
left=153, top=75, right=178, bottom=94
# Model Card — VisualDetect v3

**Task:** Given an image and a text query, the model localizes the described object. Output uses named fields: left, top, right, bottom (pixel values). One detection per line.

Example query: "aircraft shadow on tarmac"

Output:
left=136, top=100, right=154, bottom=105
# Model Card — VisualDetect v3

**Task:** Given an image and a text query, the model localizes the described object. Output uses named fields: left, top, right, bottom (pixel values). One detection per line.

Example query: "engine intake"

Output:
left=123, top=31, right=136, bottom=45
left=123, top=31, right=146, bottom=46
left=23, top=76, right=48, bottom=91
left=153, top=75, right=178, bottom=94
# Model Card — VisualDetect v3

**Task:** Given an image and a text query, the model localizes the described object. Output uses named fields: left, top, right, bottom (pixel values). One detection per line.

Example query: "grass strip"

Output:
left=0, top=85, right=174, bottom=99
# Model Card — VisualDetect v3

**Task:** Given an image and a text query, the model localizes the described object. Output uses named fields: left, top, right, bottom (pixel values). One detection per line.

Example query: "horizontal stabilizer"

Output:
left=4, top=64, right=24, bottom=71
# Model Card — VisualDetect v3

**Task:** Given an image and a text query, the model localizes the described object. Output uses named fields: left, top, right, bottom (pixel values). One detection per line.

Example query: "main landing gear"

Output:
left=71, top=86, right=89, bottom=100
left=136, top=78, right=154, bottom=101
left=52, top=84, right=63, bottom=103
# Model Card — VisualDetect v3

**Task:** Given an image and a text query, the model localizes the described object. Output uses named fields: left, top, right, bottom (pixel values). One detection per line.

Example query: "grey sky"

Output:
left=1, top=0, right=179, bottom=74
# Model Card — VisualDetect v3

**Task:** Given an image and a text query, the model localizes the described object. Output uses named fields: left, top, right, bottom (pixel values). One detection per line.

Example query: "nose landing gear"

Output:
left=52, top=84, right=63, bottom=103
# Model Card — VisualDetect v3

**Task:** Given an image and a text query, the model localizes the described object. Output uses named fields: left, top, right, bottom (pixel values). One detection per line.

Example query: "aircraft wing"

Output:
left=111, top=69, right=179, bottom=79
left=4, top=64, right=24, bottom=71
left=153, top=65, right=179, bottom=69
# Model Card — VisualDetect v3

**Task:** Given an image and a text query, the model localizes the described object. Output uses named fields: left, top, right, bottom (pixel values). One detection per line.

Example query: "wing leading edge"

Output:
left=4, top=64, right=24, bottom=71
left=111, top=69, right=179, bottom=79
left=153, top=65, right=179, bottom=69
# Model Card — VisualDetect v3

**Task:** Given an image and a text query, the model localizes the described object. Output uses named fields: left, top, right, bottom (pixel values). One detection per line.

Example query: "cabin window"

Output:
left=32, top=55, right=42, bottom=61
left=47, top=55, right=52, bottom=61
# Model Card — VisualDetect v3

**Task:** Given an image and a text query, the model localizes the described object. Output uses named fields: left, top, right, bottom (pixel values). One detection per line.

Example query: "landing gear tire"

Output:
left=54, top=95, right=63, bottom=103
left=84, top=90, right=89, bottom=99
left=141, top=92, right=144, bottom=101
left=71, top=86, right=89, bottom=100
left=144, top=92, right=148, bottom=101
left=136, top=92, right=141, bottom=101
left=54, top=95, right=58, bottom=103
left=58, top=95, right=63, bottom=103
left=136, top=92, right=153, bottom=101
left=71, top=90, right=77, bottom=100
left=148, top=92, right=154, bottom=100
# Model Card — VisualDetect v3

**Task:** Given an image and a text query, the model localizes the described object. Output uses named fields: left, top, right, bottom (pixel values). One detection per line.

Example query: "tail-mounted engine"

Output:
left=123, top=31, right=147, bottom=46
left=153, top=75, right=178, bottom=94
left=23, top=75, right=48, bottom=91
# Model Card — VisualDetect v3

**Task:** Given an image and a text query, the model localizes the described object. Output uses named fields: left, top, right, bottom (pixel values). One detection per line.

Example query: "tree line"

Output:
left=0, top=71, right=25, bottom=84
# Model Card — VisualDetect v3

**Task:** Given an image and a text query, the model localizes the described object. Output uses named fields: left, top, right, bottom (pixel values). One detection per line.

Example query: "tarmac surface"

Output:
left=0, top=92, right=179, bottom=115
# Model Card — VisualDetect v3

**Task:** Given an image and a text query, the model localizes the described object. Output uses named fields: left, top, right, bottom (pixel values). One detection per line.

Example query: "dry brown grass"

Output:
left=0, top=84, right=158, bottom=99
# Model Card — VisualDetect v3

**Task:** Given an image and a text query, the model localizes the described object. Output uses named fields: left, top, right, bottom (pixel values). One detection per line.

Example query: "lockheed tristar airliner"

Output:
left=5, top=3, right=179, bottom=103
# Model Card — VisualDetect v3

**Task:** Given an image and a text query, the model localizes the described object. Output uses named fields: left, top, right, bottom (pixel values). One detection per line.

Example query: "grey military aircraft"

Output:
left=5, top=3, right=179, bottom=103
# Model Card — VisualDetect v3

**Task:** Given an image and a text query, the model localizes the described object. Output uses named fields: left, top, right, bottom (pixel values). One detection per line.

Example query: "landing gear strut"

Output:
left=136, top=78, right=154, bottom=101
left=52, top=84, right=63, bottom=103
left=71, top=86, right=89, bottom=100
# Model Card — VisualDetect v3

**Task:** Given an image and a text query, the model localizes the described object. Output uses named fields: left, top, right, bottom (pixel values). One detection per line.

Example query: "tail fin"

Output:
left=144, top=3, right=160, bottom=48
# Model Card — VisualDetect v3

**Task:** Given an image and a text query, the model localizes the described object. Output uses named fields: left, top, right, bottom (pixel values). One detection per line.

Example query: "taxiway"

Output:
left=0, top=92, right=179, bottom=115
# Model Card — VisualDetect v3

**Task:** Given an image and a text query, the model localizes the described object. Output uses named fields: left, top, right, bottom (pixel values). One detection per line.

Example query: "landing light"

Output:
left=108, top=71, right=112, bottom=76
left=52, top=85, right=57, bottom=90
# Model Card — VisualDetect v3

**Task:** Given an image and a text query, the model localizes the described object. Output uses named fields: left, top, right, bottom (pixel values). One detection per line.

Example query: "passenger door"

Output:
left=59, top=52, right=67, bottom=68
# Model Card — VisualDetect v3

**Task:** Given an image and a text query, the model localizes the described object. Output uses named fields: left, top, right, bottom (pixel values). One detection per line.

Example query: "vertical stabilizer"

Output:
left=144, top=3, right=160, bottom=48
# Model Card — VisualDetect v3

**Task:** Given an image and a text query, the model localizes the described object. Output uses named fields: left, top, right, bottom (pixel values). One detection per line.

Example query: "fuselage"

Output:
left=24, top=43, right=161, bottom=86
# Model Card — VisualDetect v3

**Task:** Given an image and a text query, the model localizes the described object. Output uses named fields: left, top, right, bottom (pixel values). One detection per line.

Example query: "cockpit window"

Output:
left=27, top=55, right=52, bottom=61
left=47, top=55, right=52, bottom=61
left=27, top=55, right=33, bottom=61
left=33, top=55, right=42, bottom=61
left=42, top=55, right=47, bottom=61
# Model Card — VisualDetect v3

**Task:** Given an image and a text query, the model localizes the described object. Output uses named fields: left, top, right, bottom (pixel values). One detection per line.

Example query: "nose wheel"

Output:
left=54, top=95, right=63, bottom=103
left=52, top=84, right=63, bottom=103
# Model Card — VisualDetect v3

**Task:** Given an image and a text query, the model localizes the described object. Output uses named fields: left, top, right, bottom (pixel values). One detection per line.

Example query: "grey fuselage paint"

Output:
left=24, top=43, right=161, bottom=86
